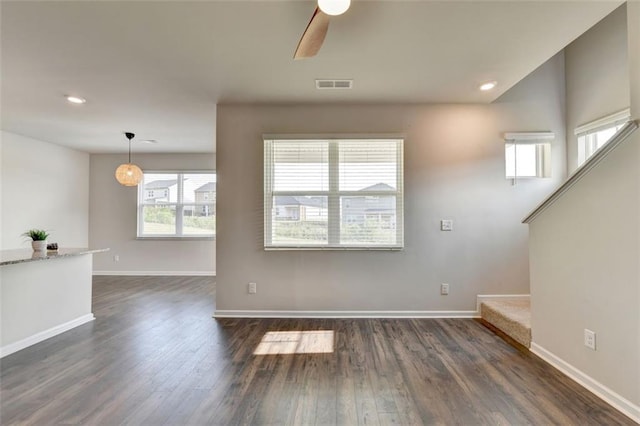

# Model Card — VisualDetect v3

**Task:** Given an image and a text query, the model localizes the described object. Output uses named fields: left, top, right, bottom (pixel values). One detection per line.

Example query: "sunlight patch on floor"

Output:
left=253, top=330, right=334, bottom=355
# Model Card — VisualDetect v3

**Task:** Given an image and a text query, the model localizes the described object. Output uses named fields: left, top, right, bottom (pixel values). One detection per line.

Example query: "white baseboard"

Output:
left=476, top=294, right=530, bottom=316
left=93, top=271, right=215, bottom=277
left=213, top=310, right=479, bottom=319
left=531, top=342, right=640, bottom=423
left=1, top=314, right=95, bottom=358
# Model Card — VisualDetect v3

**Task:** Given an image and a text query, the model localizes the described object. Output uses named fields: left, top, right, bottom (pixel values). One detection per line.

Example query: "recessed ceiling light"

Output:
left=139, top=139, right=158, bottom=144
left=66, top=95, right=86, bottom=104
left=479, top=81, right=497, bottom=91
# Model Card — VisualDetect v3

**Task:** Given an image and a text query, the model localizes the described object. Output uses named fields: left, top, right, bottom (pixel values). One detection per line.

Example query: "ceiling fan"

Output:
left=294, top=0, right=351, bottom=59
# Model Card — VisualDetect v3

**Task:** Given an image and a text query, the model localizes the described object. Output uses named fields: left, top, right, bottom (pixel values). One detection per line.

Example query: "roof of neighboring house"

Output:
left=275, top=196, right=327, bottom=208
left=195, top=182, right=216, bottom=192
left=359, top=182, right=396, bottom=192
left=145, top=179, right=178, bottom=190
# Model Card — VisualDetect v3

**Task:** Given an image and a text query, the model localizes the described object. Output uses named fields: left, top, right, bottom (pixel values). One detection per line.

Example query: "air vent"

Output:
left=315, top=79, right=353, bottom=90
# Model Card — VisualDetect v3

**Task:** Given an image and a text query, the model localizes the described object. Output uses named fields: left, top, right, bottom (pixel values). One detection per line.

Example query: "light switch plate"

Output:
left=441, top=220, right=453, bottom=231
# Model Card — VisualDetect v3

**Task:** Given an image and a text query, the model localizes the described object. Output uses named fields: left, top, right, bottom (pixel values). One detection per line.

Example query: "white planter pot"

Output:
left=31, top=240, right=47, bottom=252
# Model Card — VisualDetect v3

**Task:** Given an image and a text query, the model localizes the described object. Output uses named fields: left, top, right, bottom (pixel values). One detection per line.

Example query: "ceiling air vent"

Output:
left=315, top=79, right=353, bottom=90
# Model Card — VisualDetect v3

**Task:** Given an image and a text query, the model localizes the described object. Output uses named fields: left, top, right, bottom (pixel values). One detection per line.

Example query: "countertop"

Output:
left=0, top=248, right=109, bottom=266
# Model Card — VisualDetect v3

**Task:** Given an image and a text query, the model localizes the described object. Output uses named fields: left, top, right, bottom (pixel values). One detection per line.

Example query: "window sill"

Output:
left=264, top=246, right=403, bottom=251
left=136, top=236, right=216, bottom=241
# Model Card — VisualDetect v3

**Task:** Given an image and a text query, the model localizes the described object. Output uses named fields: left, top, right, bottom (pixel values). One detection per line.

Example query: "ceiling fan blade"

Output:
left=294, top=7, right=330, bottom=60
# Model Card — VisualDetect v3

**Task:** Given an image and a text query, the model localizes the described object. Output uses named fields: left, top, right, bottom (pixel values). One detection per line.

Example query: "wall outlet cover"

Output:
left=584, top=329, right=596, bottom=350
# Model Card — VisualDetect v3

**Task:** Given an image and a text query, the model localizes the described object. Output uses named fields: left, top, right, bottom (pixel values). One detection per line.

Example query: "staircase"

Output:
left=479, top=297, right=531, bottom=348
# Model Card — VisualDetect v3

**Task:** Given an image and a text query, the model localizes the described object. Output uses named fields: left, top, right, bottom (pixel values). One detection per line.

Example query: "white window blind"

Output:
left=264, top=138, right=404, bottom=249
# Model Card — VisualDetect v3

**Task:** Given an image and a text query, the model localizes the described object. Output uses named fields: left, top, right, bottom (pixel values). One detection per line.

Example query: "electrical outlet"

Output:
left=440, top=283, right=450, bottom=295
left=113, top=255, right=119, bottom=262
left=248, top=282, right=257, bottom=294
left=441, top=220, right=453, bottom=231
left=584, top=329, right=596, bottom=350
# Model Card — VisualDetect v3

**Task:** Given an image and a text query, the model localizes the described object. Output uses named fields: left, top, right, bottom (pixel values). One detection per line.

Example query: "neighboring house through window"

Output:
left=137, top=171, right=216, bottom=237
left=264, top=137, right=404, bottom=249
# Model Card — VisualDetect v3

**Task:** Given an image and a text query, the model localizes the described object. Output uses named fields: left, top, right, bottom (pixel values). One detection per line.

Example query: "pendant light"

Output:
left=115, top=132, right=143, bottom=186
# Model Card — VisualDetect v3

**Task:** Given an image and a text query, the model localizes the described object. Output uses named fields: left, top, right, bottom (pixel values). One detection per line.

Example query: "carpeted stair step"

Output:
left=480, top=298, right=531, bottom=348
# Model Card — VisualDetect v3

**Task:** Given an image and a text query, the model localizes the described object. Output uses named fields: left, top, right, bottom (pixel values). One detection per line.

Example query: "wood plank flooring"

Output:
left=0, top=276, right=634, bottom=425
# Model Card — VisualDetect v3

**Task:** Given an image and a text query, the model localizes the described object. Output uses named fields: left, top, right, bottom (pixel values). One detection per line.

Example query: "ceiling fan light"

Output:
left=115, top=163, right=143, bottom=186
left=318, top=0, right=350, bottom=16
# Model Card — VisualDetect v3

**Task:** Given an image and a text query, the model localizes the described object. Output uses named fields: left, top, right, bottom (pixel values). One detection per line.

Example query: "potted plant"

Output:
left=22, top=229, right=50, bottom=252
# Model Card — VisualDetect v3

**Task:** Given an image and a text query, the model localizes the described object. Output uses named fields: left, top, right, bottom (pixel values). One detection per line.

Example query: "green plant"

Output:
left=144, top=207, right=175, bottom=225
left=22, top=229, right=50, bottom=241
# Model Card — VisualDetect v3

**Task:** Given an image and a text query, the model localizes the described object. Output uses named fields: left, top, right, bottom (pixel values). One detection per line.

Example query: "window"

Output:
left=504, top=132, right=553, bottom=179
left=137, top=172, right=216, bottom=238
left=576, top=109, right=630, bottom=167
left=264, top=138, right=403, bottom=249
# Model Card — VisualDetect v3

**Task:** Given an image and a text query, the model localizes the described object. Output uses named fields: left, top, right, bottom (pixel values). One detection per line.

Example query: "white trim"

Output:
left=530, top=342, right=640, bottom=423
left=93, top=270, right=215, bottom=276
left=264, top=246, right=403, bottom=251
left=574, top=108, right=631, bottom=136
left=142, top=169, right=215, bottom=174
left=213, top=310, right=479, bottom=319
left=1, top=314, right=95, bottom=358
left=263, top=133, right=406, bottom=141
left=504, top=131, right=555, bottom=142
left=476, top=294, right=530, bottom=316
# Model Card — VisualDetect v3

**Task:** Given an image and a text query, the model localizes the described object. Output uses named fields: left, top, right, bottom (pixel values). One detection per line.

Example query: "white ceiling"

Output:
left=1, top=1, right=621, bottom=154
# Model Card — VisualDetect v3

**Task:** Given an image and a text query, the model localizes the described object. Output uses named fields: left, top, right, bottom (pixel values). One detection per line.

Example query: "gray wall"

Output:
left=89, top=153, right=216, bottom=274
left=528, top=3, right=640, bottom=415
left=215, top=52, right=566, bottom=314
left=529, top=130, right=639, bottom=410
left=565, top=4, right=630, bottom=173
left=1, top=131, right=89, bottom=250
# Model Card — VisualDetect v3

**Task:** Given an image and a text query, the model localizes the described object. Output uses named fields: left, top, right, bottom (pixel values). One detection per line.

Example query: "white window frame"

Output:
left=137, top=170, right=216, bottom=239
left=504, top=132, right=554, bottom=181
left=264, top=136, right=404, bottom=250
left=575, top=108, right=630, bottom=167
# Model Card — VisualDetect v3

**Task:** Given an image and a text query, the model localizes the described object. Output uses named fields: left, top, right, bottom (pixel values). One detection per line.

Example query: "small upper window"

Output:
left=504, top=132, right=553, bottom=180
left=575, top=109, right=630, bottom=167
left=137, top=171, right=216, bottom=238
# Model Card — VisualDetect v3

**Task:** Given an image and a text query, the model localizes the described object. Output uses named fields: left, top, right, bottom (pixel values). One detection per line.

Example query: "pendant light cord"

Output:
left=125, top=132, right=135, bottom=164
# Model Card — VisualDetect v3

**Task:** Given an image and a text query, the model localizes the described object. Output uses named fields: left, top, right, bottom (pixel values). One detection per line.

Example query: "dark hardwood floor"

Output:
left=0, top=276, right=634, bottom=425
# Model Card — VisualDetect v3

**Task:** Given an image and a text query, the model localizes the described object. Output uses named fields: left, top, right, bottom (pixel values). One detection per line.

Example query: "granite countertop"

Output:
left=0, top=248, right=110, bottom=266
